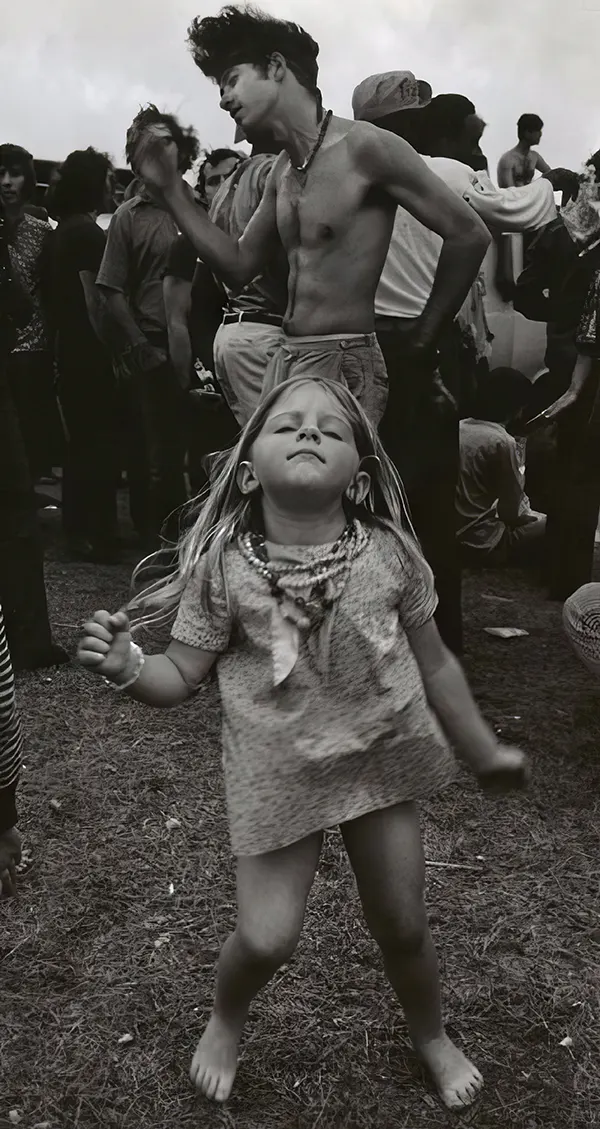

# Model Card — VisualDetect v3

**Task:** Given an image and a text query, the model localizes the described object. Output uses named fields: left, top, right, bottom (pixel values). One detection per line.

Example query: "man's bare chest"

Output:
left=512, top=152, right=536, bottom=185
left=275, top=159, right=369, bottom=252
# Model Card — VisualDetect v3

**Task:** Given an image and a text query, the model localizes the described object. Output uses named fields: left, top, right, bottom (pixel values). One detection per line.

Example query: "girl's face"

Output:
left=247, top=383, right=362, bottom=509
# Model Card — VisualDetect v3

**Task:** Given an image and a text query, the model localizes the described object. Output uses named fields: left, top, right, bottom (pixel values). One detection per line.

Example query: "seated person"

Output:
left=456, top=368, right=546, bottom=565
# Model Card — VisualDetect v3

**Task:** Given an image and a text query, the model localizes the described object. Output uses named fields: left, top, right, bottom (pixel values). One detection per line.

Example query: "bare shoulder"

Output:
left=498, top=148, right=517, bottom=167
left=342, top=119, right=426, bottom=182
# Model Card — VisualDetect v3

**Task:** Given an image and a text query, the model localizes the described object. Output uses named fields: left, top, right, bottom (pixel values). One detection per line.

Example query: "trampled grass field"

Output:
left=2, top=524, right=599, bottom=1129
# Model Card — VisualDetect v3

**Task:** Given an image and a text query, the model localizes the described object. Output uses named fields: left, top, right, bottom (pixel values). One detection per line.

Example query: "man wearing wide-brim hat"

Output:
left=132, top=7, right=490, bottom=434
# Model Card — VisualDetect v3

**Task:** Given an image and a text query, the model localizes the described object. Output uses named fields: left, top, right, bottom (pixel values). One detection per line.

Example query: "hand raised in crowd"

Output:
left=132, top=123, right=180, bottom=195
left=0, top=827, right=22, bottom=899
left=78, top=611, right=132, bottom=681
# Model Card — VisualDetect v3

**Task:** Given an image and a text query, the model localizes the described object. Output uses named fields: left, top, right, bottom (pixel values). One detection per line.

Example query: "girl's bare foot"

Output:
left=189, top=1012, right=243, bottom=1102
left=417, top=1032, right=484, bottom=1110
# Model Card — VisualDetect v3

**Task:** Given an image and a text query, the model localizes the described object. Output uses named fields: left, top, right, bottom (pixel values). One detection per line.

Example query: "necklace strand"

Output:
left=239, top=520, right=369, bottom=617
left=292, top=110, right=333, bottom=174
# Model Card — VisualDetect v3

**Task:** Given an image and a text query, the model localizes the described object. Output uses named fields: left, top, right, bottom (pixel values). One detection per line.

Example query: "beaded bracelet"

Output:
left=103, top=641, right=145, bottom=692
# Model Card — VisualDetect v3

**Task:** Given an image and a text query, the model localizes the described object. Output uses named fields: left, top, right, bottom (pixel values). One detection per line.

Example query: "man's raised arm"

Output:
left=135, top=125, right=279, bottom=290
left=163, top=172, right=278, bottom=290
left=357, top=126, right=491, bottom=351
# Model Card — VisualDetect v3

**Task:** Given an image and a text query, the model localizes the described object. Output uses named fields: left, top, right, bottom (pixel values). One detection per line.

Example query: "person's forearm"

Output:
left=467, top=179, right=555, bottom=233
left=88, top=294, right=116, bottom=352
left=419, top=229, right=490, bottom=344
left=167, top=322, right=194, bottom=390
left=423, top=649, right=498, bottom=773
left=163, top=182, right=251, bottom=289
left=569, top=354, right=593, bottom=397
left=104, top=292, right=147, bottom=352
left=110, top=653, right=193, bottom=708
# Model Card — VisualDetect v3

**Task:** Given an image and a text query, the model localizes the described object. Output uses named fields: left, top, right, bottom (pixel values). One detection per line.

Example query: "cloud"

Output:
left=2, top=0, right=599, bottom=176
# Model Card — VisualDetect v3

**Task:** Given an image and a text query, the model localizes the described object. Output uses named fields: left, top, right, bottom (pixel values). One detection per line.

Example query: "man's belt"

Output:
left=222, top=311, right=284, bottom=328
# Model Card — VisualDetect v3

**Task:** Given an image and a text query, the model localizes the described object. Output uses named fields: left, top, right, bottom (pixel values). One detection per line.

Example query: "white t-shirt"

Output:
left=375, top=157, right=557, bottom=319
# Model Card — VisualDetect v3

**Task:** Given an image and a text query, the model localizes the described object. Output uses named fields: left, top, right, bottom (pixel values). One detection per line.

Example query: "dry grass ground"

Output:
left=1, top=519, right=599, bottom=1129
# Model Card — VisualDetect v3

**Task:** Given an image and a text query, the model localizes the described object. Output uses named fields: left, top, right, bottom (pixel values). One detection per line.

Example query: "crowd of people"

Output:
left=2, top=1, right=600, bottom=1115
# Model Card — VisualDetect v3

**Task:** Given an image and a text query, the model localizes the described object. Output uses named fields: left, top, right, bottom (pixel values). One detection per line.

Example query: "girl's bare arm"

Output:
left=78, top=613, right=218, bottom=709
left=124, top=641, right=218, bottom=708
left=406, top=618, right=501, bottom=775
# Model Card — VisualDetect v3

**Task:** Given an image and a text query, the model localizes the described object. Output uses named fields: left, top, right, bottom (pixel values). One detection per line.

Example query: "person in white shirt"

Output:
left=353, top=78, right=564, bottom=655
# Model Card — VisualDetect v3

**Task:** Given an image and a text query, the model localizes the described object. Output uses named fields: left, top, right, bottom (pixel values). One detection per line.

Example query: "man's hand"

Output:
left=534, top=387, right=579, bottom=426
left=131, top=123, right=180, bottom=196
left=543, top=168, right=580, bottom=206
left=78, top=611, right=132, bottom=682
left=0, top=827, right=22, bottom=898
left=391, top=316, right=439, bottom=364
left=120, top=340, right=167, bottom=376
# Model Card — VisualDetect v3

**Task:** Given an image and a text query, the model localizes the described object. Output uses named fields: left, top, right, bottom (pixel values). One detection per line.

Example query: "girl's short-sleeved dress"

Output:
left=171, top=525, right=457, bottom=856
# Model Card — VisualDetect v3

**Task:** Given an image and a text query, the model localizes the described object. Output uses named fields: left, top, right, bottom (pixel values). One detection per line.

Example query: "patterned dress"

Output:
left=7, top=213, right=51, bottom=353
left=171, top=525, right=457, bottom=856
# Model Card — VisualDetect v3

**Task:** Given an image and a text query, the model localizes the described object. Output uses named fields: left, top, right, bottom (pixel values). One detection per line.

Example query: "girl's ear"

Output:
left=236, top=460, right=261, bottom=495
left=345, top=469, right=371, bottom=506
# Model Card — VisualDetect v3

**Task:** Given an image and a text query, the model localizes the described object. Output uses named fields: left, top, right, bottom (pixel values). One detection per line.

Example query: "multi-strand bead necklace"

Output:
left=239, top=519, right=370, bottom=630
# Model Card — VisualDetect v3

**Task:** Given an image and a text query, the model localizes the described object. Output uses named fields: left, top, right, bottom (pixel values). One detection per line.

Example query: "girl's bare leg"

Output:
left=190, top=831, right=322, bottom=1102
left=342, top=803, right=483, bottom=1110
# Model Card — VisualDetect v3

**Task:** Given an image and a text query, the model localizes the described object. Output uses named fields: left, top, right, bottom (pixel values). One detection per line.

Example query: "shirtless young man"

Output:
left=131, top=5, right=490, bottom=429
left=497, top=114, right=551, bottom=188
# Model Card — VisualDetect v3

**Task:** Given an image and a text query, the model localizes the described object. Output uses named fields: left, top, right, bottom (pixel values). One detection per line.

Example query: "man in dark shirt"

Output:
left=97, top=105, right=200, bottom=545
left=1, top=144, right=58, bottom=482
left=163, top=157, right=239, bottom=388
left=208, top=135, right=289, bottom=424
left=0, top=196, right=69, bottom=670
left=51, top=147, right=120, bottom=561
left=164, top=220, right=237, bottom=493
left=164, top=133, right=288, bottom=426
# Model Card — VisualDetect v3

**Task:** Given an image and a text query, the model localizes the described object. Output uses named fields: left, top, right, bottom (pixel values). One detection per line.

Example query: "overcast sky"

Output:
left=3, top=0, right=599, bottom=179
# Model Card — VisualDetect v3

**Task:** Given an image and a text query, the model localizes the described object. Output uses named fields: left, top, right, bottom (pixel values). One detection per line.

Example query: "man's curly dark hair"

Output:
left=49, top=148, right=113, bottom=219
left=187, top=5, right=321, bottom=108
left=196, top=147, right=243, bottom=200
left=125, top=105, right=200, bottom=174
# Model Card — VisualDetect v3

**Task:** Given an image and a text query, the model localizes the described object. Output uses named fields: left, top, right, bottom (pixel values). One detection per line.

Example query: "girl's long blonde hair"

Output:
left=127, top=377, right=419, bottom=630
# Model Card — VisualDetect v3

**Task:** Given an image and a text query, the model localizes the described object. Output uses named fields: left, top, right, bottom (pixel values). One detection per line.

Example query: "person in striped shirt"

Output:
left=0, top=604, right=23, bottom=897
